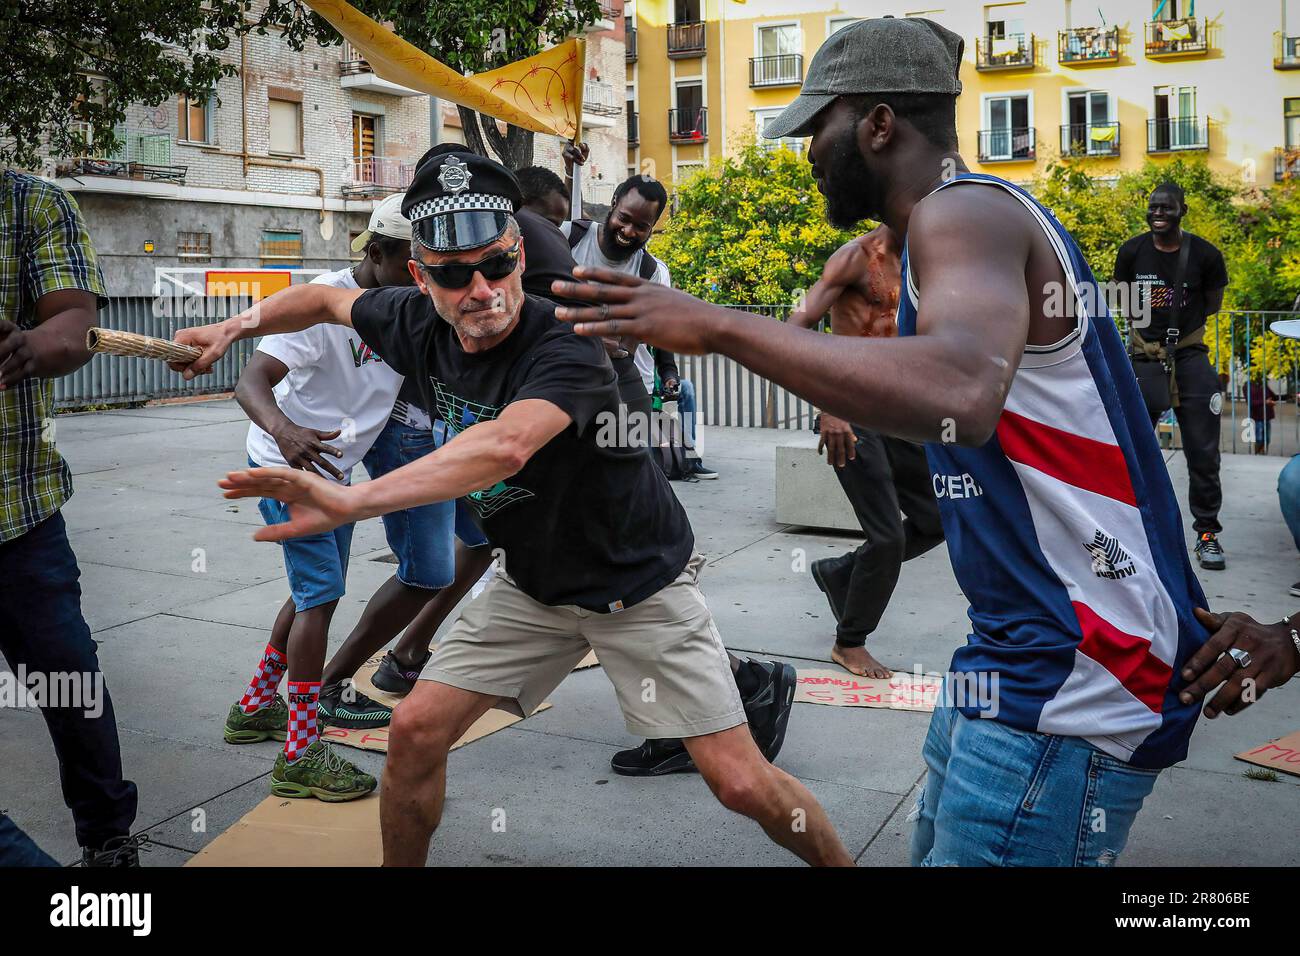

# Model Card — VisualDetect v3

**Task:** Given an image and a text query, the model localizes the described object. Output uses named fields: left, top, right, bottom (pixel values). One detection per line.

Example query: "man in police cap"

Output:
left=173, top=149, right=852, bottom=866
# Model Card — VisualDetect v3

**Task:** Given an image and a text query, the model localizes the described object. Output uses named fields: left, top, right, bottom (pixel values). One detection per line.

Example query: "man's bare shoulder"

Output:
left=909, top=181, right=1036, bottom=258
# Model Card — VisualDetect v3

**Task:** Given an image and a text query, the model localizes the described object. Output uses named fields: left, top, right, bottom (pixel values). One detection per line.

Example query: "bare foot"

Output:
left=831, top=643, right=892, bottom=679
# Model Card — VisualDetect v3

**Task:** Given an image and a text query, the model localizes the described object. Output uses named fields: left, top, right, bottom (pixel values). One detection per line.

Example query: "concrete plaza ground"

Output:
left=2, top=398, right=1298, bottom=866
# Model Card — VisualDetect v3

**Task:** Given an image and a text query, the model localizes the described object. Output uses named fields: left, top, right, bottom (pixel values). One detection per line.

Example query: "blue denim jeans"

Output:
left=911, top=694, right=1160, bottom=866
left=677, top=378, right=698, bottom=453
left=0, top=814, right=59, bottom=866
left=1279, top=454, right=1300, bottom=553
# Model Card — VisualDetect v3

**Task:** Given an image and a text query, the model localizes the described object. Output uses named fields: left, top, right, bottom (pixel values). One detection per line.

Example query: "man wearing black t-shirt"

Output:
left=1114, top=182, right=1230, bottom=570
left=174, top=151, right=852, bottom=867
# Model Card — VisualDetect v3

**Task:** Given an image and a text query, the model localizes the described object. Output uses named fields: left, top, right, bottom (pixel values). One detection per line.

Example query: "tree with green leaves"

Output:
left=650, top=137, right=859, bottom=307
left=1, top=0, right=599, bottom=172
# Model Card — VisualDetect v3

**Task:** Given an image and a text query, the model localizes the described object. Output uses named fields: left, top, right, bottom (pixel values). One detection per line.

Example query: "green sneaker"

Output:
left=271, top=740, right=377, bottom=802
left=223, top=696, right=288, bottom=744
left=318, top=681, right=393, bottom=730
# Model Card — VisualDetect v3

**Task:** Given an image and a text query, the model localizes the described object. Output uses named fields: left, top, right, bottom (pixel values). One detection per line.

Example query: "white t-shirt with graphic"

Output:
left=245, top=267, right=404, bottom=483
left=562, top=221, right=671, bottom=394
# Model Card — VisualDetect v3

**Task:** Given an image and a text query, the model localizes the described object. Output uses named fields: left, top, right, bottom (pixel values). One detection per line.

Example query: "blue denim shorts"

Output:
left=363, top=417, right=488, bottom=590
left=910, top=686, right=1161, bottom=867
left=251, top=458, right=355, bottom=612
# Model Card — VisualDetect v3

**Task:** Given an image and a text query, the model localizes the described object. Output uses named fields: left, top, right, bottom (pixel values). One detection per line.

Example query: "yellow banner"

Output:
left=305, top=0, right=584, bottom=138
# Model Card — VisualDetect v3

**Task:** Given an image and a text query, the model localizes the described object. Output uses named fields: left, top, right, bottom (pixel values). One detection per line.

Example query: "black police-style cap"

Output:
left=402, top=149, right=524, bottom=253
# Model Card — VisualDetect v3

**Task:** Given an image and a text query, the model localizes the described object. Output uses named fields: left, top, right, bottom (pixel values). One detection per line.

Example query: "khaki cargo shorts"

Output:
left=420, top=553, right=746, bottom=739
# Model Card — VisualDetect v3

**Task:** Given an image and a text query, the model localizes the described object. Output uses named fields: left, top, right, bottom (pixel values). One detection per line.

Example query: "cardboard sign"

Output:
left=187, top=792, right=382, bottom=867
left=1234, top=729, right=1300, bottom=778
left=794, top=669, right=941, bottom=712
left=326, top=702, right=552, bottom=754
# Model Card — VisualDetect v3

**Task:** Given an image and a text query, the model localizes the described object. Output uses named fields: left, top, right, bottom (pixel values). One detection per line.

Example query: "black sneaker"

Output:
left=81, top=834, right=149, bottom=867
left=1194, top=532, right=1226, bottom=571
left=318, top=682, right=393, bottom=729
left=739, top=659, right=798, bottom=762
left=610, top=738, right=695, bottom=776
left=1290, top=581, right=1300, bottom=598
left=810, top=556, right=851, bottom=624
left=688, top=460, right=719, bottom=480
left=370, top=648, right=432, bottom=696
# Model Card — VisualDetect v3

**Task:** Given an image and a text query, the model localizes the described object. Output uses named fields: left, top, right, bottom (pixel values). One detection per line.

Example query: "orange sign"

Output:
left=1234, top=729, right=1300, bottom=778
left=794, top=669, right=942, bottom=711
left=205, top=270, right=292, bottom=301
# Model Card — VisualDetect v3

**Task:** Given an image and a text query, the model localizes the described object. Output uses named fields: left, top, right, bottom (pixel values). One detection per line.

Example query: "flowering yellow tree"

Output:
left=650, top=138, right=858, bottom=307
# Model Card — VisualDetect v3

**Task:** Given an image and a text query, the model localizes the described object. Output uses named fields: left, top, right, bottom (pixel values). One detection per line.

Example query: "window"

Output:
left=674, top=0, right=699, bottom=23
left=1152, top=85, right=1200, bottom=149
left=757, top=24, right=799, bottom=57
left=828, top=16, right=857, bottom=35
left=985, top=2, right=1025, bottom=39
left=982, top=93, right=1033, bottom=160
left=261, top=229, right=303, bottom=267
left=268, top=93, right=303, bottom=155
left=178, top=92, right=213, bottom=144
left=177, top=231, right=211, bottom=260
left=672, top=81, right=705, bottom=141
left=1153, top=0, right=1184, bottom=20
left=1286, top=98, right=1300, bottom=149
left=352, top=113, right=378, bottom=161
left=1065, top=90, right=1116, bottom=155
left=756, top=108, right=804, bottom=154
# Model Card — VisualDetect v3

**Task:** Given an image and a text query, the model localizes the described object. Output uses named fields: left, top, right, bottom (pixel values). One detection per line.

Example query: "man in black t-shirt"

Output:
left=174, top=150, right=852, bottom=867
left=1114, top=182, right=1230, bottom=570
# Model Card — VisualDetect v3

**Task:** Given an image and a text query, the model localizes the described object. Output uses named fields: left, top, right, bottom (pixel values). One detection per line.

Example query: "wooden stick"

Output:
left=85, top=328, right=202, bottom=364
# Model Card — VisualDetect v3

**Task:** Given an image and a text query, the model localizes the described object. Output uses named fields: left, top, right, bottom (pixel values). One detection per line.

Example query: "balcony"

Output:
left=1060, top=122, right=1120, bottom=158
left=1058, top=26, right=1120, bottom=65
left=1147, top=117, right=1209, bottom=153
left=667, top=20, right=706, bottom=58
left=1276, top=147, right=1300, bottom=182
left=1145, top=18, right=1208, bottom=59
left=342, top=156, right=414, bottom=198
left=1276, top=32, right=1300, bottom=69
left=976, top=33, right=1035, bottom=71
left=749, top=54, right=803, bottom=88
left=977, top=127, right=1037, bottom=163
left=627, top=111, right=639, bottom=147
left=56, top=125, right=187, bottom=184
left=668, top=107, right=707, bottom=144
left=582, top=80, right=620, bottom=129
left=339, top=41, right=421, bottom=96
left=581, top=0, right=618, bottom=32
left=626, top=18, right=637, bottom=62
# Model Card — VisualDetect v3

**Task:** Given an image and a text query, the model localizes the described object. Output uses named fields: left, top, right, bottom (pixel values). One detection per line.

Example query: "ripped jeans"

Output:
left=910, top=696, right=1160, bottom=866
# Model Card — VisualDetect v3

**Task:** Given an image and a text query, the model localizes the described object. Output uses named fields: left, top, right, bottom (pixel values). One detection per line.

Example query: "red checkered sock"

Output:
left=284, top=680, right=322, bottom=763
left=238, top=644, right=288, bottom=714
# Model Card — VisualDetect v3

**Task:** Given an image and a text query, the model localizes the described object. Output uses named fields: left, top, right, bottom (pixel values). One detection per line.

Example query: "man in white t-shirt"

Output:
left=561, top=173, right=717, bottom=480
left=221, top=194, right=414, bottom=803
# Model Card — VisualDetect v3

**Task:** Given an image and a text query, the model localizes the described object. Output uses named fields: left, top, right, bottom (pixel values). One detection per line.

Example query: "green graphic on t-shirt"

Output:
left=429, top=378, right=534, bottom=517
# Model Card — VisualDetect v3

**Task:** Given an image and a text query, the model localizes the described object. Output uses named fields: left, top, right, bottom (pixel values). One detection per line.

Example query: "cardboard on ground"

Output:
left=1234, top=729, right=1300, bottom=778
left=795, top=668, right=941, bottom=712
left=325, top=702, right=552, bottom=754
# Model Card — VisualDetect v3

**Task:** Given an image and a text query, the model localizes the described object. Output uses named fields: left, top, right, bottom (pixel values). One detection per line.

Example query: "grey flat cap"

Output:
left=764, top=17, right=964, bottom=140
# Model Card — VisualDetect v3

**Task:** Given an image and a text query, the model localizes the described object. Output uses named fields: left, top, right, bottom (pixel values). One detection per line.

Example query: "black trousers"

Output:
left=826, top=427, right=945, bottom=647
left=1132, top=348, right=1223, bottom=535
left=0, top=511, right=137, bottom=850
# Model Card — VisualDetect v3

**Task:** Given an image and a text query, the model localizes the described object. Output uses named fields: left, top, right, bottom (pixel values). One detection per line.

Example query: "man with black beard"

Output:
left=1115, top=183, right=1229, bottom=570
left=551, top=16, right=1300, bottom=866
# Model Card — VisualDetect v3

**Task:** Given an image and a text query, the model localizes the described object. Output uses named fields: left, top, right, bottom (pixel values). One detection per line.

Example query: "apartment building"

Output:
left=627, top=0, right=1300, bottom=197
left=44, top=11, right=628, bottom=296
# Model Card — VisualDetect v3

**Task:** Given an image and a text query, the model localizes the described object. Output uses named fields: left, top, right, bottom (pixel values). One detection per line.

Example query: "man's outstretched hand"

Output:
left=219, top=466, right=359, bottom=542
left=553, top=266, right=729, bottom=355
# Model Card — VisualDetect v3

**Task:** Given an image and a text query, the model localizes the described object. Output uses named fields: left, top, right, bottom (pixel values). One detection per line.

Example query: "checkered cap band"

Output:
left=406, top=193, right=514, bottom=223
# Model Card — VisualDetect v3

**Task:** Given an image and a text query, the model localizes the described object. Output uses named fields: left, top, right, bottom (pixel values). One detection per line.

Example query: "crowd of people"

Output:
left=3, top=15, right=1300, bottom=868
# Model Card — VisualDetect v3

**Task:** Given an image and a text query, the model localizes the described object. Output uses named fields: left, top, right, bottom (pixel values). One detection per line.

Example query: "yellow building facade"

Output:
left=627, top=0, right=1300, bottom=195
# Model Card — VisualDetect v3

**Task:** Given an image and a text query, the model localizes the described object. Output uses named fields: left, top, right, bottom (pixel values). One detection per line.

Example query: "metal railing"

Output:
left=1276, top=32, right=1300, bottom=69
left=57, top=125, right=185, bottom=183
left=1276, top=146, right=1300, bottom=182
left=1145, top=17, right=1208, bottom=57
left=749, top=54, right=803, bottom=88
left=625, top=19, right=637, bottom=62
left=976, top=33, right=1035, bottom=70
left=342, top=156, right=415, bottom=197
left=54, top=296, right=259, bottom=409
left=1147, top=117, right=1209, bottom=153
left=1058, top=26, right=1120, bottom=63
left=1061, top=122, right=1121, bottom=158
left=667, top=20, right=706, bottom=57
left=627, top=110, right=639, bottom=146
left=584, top=80, right=622, bottom=116
left=668, top=107, right=707, bottom=143
left=339, top=41, right=371, bottom=75
left=978, top=127, right=1036, bottom=162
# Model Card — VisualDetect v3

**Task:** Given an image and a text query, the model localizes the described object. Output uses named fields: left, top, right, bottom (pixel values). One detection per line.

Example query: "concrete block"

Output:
left=775, top=434, right=861, bottom=532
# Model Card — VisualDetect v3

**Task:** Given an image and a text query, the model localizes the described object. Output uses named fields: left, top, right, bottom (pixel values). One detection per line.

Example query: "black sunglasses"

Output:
left=416, top=242, right=520, bottom=290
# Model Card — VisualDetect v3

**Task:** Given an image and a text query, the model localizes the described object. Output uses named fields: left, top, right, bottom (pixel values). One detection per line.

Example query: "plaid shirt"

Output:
left=1, top=171, right=107, bottom=543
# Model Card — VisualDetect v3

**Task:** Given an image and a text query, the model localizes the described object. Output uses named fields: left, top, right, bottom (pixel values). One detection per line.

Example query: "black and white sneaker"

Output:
left=370, top=648, right=432, bottom=696
left=688, top=460, right=719, bottom=480
left=738, top=659, right=798, bottom=762
left=81, top=834, right=149, bottom=867
left=318, top=682, right=393, bottom=729
left=1194, top=532, right=1226, bottom=571
left=610, top=738, right=695, bottom=776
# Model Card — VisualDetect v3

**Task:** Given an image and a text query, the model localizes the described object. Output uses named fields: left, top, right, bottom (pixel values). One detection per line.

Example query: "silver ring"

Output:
left=1227, top=647, right=1252, bottom=669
